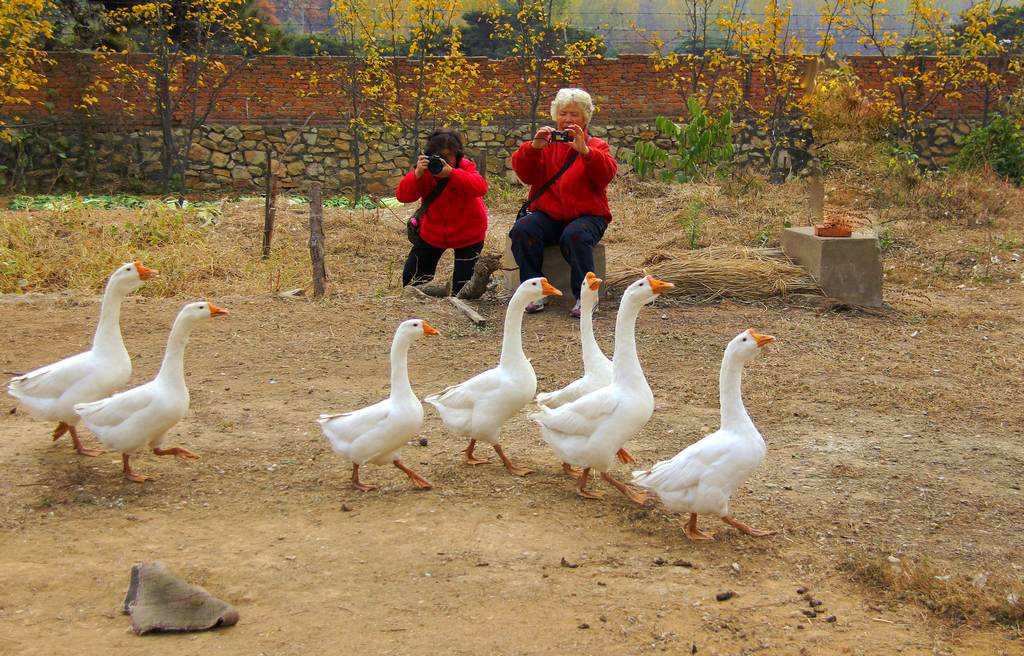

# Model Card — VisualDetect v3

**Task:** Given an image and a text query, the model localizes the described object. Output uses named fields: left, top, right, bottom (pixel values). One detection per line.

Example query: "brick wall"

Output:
left=11, top=53, right=1020, bottom=128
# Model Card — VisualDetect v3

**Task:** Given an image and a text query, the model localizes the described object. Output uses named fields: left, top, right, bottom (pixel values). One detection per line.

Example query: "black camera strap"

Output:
left=412, top=177, right=450, bottom=220
left=518, top=149, right=579, bottom=220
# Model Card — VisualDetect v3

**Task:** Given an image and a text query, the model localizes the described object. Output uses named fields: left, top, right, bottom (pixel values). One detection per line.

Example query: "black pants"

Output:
left=402, top=240, right=484, bottom=294
left=508, top=211, right=607, bottom=300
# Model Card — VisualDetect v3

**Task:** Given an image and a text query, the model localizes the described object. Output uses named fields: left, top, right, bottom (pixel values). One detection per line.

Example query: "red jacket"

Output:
left=395, top=158, right=488, bottom=249
left=511, top=133, right=617, bottom=223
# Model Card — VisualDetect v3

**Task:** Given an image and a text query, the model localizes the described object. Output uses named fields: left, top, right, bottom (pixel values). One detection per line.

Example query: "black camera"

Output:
left=426, top=155, right=446, bottom=175
left=549, top=130, right=572, bottom=143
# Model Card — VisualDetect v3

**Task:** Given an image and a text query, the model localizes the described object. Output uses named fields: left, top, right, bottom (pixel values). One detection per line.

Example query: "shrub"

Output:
left=628, top=98, right=734, bottom=183
left=952, top=114, right=1024, bottom=186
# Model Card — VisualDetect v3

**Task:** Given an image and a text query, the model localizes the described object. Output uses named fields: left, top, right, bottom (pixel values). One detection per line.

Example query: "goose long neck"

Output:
left=719, top=354, right=753, bottom=430
left=92, top=281, right=129, bottom=355
left=389, top=333, right=415, bottom=400
left=611, top=297, right=644, bottom=382
left=580, top=293, right=604, bottom=369
left=499, top=296, right=528, bottom=366
left=155, top=315, right=194, bottom=387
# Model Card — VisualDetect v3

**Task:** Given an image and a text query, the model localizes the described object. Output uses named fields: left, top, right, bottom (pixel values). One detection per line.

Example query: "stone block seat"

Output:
left=499, top=239, right=607, bottom=304
left=781, top=226, right=883, bottom=307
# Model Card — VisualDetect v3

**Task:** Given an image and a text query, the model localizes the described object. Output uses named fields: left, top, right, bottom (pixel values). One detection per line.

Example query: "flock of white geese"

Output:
left=8, top=260, right=776, bottom=541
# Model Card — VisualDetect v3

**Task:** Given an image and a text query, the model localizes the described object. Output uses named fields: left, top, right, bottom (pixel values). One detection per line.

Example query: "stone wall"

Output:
left=913, top=120, right=976, bottom=168
left=3, top=120, right=815, bottom=194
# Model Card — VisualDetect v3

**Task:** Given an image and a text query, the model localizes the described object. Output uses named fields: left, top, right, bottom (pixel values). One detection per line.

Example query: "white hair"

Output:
left=550, top=88, right=594, bottom=126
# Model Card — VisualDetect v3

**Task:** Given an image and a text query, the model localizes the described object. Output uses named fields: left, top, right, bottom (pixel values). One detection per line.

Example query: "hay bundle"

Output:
left=604, top=247, right=821, bottom=301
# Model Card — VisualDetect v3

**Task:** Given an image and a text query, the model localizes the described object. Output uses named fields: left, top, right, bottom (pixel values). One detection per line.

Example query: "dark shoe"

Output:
left=525, top=298, right=548, bottom=314
left=570, top=300, right=582, bottom=318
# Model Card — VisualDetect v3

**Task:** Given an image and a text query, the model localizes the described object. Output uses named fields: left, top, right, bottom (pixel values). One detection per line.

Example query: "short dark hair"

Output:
left=424, top=128, right=463, bottom=160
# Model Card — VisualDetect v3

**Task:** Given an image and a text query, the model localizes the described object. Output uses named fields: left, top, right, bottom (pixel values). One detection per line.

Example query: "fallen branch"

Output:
left=449, top=297, right=487, bottom=326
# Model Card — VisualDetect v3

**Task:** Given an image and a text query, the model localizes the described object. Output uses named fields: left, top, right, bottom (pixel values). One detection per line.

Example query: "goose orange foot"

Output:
left=616, top=448, right=635, bottom=464
left=152, top=446, right=199, bottom=460
left=350, top=464, right=377, bottom=492
left=53, top=422, right=103, bottom=457
left=393, top=460, right=433, bottom=490
left=562, top=462, right=583, bottom=478
left=576, top=468, right=605, bottom=499
left=122, top=454, right=152, bottom=483
left=462, top=439, right=491, bottom=465
left=684, top=513, right=715, bottom=541
left=722, top=515, right=773, bottom=537
left=493, top=445, right=532, bottom=476
left=600, top=472, right=648, bottom=505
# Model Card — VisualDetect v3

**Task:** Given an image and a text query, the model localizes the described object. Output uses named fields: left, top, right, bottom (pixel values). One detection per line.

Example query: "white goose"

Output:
left=531, top=275, right=673, bottom=502
left=536, top=272, right=612, bottom=408
left=425, top=277, right=562, bottom=476
left=74, top=301, right=228, bottom=481
left=7, top=260, right=158, bottom=456
left=318, top=319, right=439, bottom=491
left=632, top=329, right=775, bottom=540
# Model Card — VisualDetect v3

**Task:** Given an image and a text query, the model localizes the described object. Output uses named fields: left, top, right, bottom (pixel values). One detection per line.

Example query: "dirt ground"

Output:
left=2, top=172, right=1024, bottom=654
left=1, top=272, right=1023, bottom=655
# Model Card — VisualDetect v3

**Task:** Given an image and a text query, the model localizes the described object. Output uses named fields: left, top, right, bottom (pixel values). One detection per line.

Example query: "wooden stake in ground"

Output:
left=309, top=182, right=327, bottom=299
left=261, top=142, right=278, bottom=259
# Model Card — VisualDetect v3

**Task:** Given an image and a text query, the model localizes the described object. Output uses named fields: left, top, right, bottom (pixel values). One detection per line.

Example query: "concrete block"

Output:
left=782, top=226, right=883, bottom=307
left=500, top=239, right=607, bottom=303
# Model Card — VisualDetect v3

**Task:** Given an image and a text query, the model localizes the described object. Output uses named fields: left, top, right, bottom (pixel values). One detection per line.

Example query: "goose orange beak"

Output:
left=209, top=303, right=229, bottom=318
left=647, top=275, right=675, bottom=295
left=748, top=329, right=774, bottom=347
left=586, top=271, right=602, bottom=291
left=134, top=260, right=159, bottom=280
left=422, top=321, right=439, bottom=336
left=541, top=278, right=562, bottom=296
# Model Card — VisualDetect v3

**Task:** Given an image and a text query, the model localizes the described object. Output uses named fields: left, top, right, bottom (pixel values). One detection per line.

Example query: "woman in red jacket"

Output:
left=510, top=87, right=617, bottom=317
left=396, top=129, right=488, bottom=295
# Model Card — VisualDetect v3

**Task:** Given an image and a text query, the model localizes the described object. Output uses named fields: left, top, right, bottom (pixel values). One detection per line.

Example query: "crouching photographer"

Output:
left=396, top=128, right=488, bottom=295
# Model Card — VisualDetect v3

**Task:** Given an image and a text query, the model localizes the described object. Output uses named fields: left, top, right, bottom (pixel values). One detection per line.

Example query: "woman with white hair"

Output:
left=509, top=87, right=617, bottom=318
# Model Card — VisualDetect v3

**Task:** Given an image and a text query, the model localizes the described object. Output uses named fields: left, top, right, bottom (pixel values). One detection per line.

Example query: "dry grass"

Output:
left=845, top=554, right=1024, bottom=632
left=3, top=148, right=1024, bottom=300
left=603, top=246, right=820, bottom=301
left=0, top=198, right=417, bottom=297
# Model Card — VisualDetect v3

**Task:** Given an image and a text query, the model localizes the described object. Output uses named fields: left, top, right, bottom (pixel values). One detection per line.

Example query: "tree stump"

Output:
left=456, top=253, right=501, bottom=300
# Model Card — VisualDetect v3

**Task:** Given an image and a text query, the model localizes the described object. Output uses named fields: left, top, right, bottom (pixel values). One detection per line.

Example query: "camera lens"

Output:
left=427, top=156, right=445, bottom=175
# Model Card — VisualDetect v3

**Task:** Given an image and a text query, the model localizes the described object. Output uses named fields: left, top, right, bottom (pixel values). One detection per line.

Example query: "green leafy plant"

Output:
left=885, top=142, right=920, bottom=170
left=629, top=99, right=734, bottom=183
left=952, top=114, right=1024, bottom=186
left=754, top=225, right=772, bottom=247
left=676, top=199, right=706, bottom=249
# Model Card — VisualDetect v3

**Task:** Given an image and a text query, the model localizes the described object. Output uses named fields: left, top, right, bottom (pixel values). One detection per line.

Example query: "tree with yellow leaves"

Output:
left=372, top=0, right=493, bottom=162
left=631, top=0, right=747, bottom=119
left=81, top=0, right=269, bottom=197
left=0, top=0, right=54, bottom=142
left=718, top=0, right=817, bottom=177
left=835, top=0, right=962, bottom=140
left=484, top=0, right=604, bottom=132
left=293, top=0, right=382, bottom=200
left=954, top=0, right=1017, bottom=125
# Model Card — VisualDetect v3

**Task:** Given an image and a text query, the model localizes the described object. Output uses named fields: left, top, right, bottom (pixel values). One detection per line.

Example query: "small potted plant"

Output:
left=815, top=210, right=860, bottom=237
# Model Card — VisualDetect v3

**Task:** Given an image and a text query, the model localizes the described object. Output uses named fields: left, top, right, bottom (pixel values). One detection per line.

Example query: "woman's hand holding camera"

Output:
left=565, top=123, right=590, bottom=157
left=531, top=125, right=588, bottom=156
left=532, top=126, right=554, bottom=149
left=415, top=154, right=453, bottom=179
left=414, top=154, right=430, bottom=179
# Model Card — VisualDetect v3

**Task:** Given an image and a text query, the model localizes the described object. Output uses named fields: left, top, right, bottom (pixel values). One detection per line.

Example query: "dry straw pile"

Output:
left=604, top=247, right=821, bottom=301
